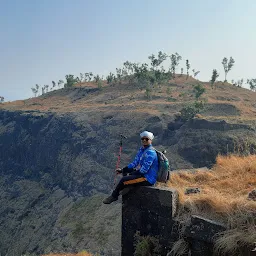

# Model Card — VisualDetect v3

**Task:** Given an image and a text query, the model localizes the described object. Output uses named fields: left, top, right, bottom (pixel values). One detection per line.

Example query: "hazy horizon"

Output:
left=1, top=0, right=256, bottom=101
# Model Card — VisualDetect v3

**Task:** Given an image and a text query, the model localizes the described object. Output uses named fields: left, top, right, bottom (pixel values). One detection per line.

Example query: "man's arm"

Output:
left=127, top=148, right=142, bottom=169
left=139, top=150, right=156, bottom=174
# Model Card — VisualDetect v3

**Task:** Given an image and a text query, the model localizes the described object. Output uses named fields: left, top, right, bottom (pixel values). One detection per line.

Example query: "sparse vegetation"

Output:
left=26, top=52, right=254, bottom=101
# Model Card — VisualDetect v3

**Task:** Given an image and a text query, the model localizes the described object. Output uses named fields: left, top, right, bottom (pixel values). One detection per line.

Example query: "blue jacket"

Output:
left=127, top=145, right=158, bottom=185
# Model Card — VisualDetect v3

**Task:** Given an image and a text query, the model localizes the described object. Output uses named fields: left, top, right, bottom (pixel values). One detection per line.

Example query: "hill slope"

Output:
left=0, top=78, right=255, bottom=255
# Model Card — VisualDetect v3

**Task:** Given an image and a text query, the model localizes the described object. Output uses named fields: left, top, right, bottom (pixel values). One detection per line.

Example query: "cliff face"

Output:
left=0, top=107, right=256, bottom=255
left=0, top=110, right=124, bottom=255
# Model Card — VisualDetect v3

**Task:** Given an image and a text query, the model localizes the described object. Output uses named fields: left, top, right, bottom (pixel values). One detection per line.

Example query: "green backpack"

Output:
left=153, top=148, right=170, bottom=183
left=143, top=147, right=170, bottom=183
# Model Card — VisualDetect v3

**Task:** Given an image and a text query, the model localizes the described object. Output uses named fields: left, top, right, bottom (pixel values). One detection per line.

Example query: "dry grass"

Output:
left=166, top=154, right=256, bottom=255
left=168, top=154, right=256, bottom=215
left=1, top=79, right=256, bottom=120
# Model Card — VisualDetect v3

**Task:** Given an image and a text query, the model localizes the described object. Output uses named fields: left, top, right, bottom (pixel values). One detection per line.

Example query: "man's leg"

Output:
left=103, top=174, right=151, bottom=204
left=112, top=174, right=150, bottom=198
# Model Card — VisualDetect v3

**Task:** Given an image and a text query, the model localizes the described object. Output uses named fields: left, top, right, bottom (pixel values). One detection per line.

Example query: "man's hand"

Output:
left=115, top=168, right=123, bottom=174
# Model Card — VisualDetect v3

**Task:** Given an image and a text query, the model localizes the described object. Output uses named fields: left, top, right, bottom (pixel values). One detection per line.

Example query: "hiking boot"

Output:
left=103, top=195, right=118, bottom=204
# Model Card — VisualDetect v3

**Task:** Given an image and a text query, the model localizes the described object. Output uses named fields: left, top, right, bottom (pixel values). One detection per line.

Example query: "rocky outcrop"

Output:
left=122, top=187, right=254, bottom=256
left=165, top=118, right=256, bottom=168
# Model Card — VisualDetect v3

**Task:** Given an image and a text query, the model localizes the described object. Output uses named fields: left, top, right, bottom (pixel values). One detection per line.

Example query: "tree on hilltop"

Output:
left=211, top=69, right=219, bottom=89
left=247, top=79, right=256, bottom=91
left=94, top=74, right=103, bottom=89
left=107, top=72, right=115, bottom=84
left=186, top=59, right=190, bottom=80
left=58, top=80, right=64, bottom=88
left=45, top=85, right=49, bottom=93
left=123, top=61, right=134, bottom=75
left=64, top=75, right=79, bottom=88
left=31, top=87, right=37, bottom=97
left=148, top=51, right=167, bottom=71
left=31, top=84, right=40, bottom=97
left=133, top=63, right=150, bottom=88
left=170, top=52, right=182, bottom=78
left=51, top=81, right=56, bottom=90
left=116, top=68, right=123, bottom=84
left=84, top=72, right=93, bottom=82
left=0, top=96, right=4, bottom=103
left=148, top=51, right=168, bottom=85
left=222, top=57, right=235, bottom=82
left=79, top=73, right=84, bottom=82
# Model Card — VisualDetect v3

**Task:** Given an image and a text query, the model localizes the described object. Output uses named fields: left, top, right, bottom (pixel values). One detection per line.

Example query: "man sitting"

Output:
left=103, top=131, right=158, bottom=204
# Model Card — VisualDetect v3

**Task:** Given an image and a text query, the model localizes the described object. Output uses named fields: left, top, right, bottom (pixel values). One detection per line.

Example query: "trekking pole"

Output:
left=113, top=134, right=127, bottom=187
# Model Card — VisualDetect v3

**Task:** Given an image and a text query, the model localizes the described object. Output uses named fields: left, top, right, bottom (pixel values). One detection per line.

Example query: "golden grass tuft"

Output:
left=167, top=154, right=256, bottom=255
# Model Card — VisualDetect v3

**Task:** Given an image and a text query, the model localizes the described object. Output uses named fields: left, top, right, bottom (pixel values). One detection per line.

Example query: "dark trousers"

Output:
left=112, top=172, right=152, bottom=198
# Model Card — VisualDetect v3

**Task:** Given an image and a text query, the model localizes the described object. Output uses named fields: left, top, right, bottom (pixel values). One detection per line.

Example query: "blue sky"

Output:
left=1, top=0, right=256, bottom=101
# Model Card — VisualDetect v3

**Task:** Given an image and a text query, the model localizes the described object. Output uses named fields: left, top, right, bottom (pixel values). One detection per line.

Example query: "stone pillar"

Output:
left=121, top=186, right=179, bottom=256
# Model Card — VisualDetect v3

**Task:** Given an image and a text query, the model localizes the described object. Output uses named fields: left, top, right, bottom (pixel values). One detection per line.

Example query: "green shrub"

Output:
left=64, top=74, right=79, bottom=88
left=145, top=87, right=152, bottom=100
left=193, top=84, right=205, bottom=99
left=179, top=101, right=205, bottom=121
left=134, top=232, right=161, bottom=256
left=167, top=97, right=177, bottom=102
